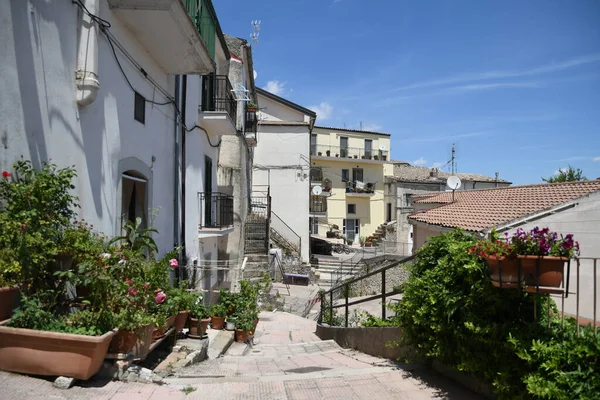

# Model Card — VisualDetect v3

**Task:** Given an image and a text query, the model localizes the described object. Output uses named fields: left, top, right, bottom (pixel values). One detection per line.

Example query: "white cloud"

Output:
left=553, top=168, right=568, bottom=175
left=594, top=157, right=600, bottom=162
left=431, top=162, right=444, bottom=169
left=263, top=80, right=286, bottom=96
left=451, top=82, right=542, bottom=92
left=392, top=53, right=600, bottom=92
left=413, top=157, right=427, bottom=166
left=309, top=102, right=333, bottom=120
left=362, top=123, right=382, bottom=132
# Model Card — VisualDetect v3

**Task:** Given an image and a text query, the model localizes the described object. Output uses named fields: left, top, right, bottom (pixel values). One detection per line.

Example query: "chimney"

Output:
left=429, top=168, right=438, bottom=178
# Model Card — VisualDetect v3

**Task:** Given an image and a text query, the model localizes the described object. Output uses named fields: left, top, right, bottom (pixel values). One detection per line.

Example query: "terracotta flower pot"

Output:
left=152, top=327, right=166, bottom=340
left=200, top=318, right=210, bottom=335
left=108, top=329, right=138, bottom=354
left=211, top=316, right=225, bottom=330
left=0, top=287, right=19, bottom=321
left=235, top=329, right=248, bottom=343
left=174, top=310, right=189, bottom=331
left=0, top=321, right=116, bottom=380
left=167, top=315, right=176, bottom=329
left=518, top=255, right=566, bottom=288
left=132, top=324, right=154, bottom=359
left=188, top=317, right=200, bottom=336
left=485, top=256, right=522, bottom=288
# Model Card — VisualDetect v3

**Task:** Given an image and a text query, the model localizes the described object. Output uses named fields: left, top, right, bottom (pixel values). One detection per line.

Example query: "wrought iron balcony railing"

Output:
left=310, top=196, right=328, bottom=213
left=245, top=110, right=258, bottom=135
left=201, top=75, right=237, bottom=124
left=311, top=145, right=388, bottom=161
left=198, top=192, right=234, bottom=229
left=346, top=181, right=376, bottom=194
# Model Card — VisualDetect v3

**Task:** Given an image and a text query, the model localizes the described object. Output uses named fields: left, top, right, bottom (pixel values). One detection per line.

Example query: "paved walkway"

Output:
left=0, top=312, right=483, bottom=400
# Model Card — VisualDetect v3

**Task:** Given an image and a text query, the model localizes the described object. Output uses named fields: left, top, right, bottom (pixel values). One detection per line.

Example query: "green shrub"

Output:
left=392, top=229, right=600, bottom=399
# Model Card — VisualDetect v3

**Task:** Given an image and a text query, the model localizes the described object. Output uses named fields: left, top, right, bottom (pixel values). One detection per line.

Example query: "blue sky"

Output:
left=214, top=0, right=600, bottom=184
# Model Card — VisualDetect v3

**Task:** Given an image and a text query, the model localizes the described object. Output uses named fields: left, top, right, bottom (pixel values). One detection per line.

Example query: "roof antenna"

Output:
left=451, top=143, right=456, bottom=175
left=250, top=20, right=261, bottom=44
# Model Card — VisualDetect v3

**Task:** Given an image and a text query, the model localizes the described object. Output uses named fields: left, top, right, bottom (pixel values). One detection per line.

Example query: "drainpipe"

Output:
left=180, top=75, right=188, bottom=264
left=174, top=76, right=181, bottom=250
left=76, top=0, right=100, bottom=106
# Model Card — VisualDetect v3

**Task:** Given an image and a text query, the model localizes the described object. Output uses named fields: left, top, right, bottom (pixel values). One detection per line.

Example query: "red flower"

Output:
left=2, top=171, right=10, bottom=178
left=125, top=278, right=132, bottom=285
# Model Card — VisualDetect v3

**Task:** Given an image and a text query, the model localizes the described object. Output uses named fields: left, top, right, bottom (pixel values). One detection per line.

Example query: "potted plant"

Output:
left=210, top=304, right=227, bottom=330
left=359, top=236, right=366, bottom=248
left=150, top=313, right=168, bottom=340
left=234, top=314, right=254, bottom=342
left=108, top=309, right=149, bottom=354
left=374, top=155, right=379, bottom=160
left=335, top=154, right=339, bottom=157
left=246, top=102, right=258, bottom=113
left=510, top=227, right=578, bottom=289
left=188, top=298, right=210, bottom=338
left=167, top=283, right=195, bottom=331
left=225, top=316, right=236, bottom=331
left=326, top=150, right=331, bottom=157
left=317, top=152, right=322, bottom=156
left=353, top=155, right=358, bottom=159
left=382, top=155, right=387, bottom=161
left=361, top=156, right=365, bottom=159
left=326, top=224, right=338, bottom=239
left=469, top=232, right=520, bottom=288
left=0, top=297, right=116, bottom=380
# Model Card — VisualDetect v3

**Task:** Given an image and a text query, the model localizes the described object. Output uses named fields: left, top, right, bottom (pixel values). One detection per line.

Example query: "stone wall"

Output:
left=346, top=256, right=411, bottom=296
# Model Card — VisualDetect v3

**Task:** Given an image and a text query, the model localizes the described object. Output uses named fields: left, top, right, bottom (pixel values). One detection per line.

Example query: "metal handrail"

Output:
left=201, top=75, right=237, bottom=123
left=270, top=211, right=301, bottom=254
left=319, top=255, right=416, bottom=326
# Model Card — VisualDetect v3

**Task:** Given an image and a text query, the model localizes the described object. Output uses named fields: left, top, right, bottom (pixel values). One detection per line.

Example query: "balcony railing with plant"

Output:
left=201, top=75, right=237, bottom=124
left=345, top=181, right=376, bottom=194
left=198, top=192, right=234, bottom=229
left=311, top=145, right=388, bottom=161
left=245, top=108, right=258, bottom=136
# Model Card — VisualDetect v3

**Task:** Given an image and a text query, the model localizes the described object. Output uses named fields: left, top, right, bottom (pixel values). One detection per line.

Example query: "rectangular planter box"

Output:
left=0, top=321, right=116, bottom=380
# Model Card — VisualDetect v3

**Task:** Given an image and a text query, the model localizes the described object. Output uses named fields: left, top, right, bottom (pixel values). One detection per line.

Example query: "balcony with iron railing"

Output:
left=198, top=192, right=234, bottom=237
left=311, top=145, right=389, bottom=162
left=244, top=109, right=258, bottom=147
left=345, top=181, right=376, bottom=197
left=199, top=75, right=237, bottom=135
left=107, top=0, right=215, bottom=74
left=310, top=196, right=328, bottom=214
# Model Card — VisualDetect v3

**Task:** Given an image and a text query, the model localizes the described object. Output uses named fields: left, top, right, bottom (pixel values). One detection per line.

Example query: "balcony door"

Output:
left=340, top=136, right=348, bottom=157
left=311, top=133, right=317, bottom=155
left=343, top=218, right=359, bottom=242
left=204, top=156, right=213, bottom=227
left=364, top=139, right=372, bottom=159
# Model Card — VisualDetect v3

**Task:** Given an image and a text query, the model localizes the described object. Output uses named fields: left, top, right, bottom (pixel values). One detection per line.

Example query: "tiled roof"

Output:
left=314, top=126, right=391, bottom=136
left=408, top=180, right=600, bottom=232
left=391, top=165, right=510, bottom=183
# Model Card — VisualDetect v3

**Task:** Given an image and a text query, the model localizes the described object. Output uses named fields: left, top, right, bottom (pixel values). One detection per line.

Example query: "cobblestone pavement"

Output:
left=0, top=311, right=483, bottom=399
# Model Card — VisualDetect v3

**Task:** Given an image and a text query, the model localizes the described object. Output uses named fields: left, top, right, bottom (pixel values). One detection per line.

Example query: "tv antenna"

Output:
left=250, top=20, right=261, bottom=44
left=451, top=143, right=456, bottom=174
left=446, top=175, right=461, bottom=202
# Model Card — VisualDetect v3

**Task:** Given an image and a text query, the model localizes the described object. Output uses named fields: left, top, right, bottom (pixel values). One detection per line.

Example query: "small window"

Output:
left=134, top=92, right=146, bottom=124
left=347, top=204, right=356, bottom=214
left=342, top=169, right=349, bottom=182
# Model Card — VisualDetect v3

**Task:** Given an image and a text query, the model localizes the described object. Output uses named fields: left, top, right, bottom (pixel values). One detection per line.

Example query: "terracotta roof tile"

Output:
left=391, top=165, right=511, bottom=183
left=408, top=180, right=600, bottom=232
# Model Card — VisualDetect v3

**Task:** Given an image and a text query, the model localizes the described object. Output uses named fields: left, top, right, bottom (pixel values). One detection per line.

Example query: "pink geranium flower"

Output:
left=125, top=278, right=132, bottom=285
left=128, top=287, right=138, bottom=296
left=2, top=171, right=10, bottom=178
left=169, top=258, right=178, bottom=268
left=155, top=291, right=166, bottom=304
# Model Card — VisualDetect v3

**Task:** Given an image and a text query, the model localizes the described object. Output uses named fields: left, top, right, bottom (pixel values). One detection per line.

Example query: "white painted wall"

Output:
left=258, top=95, right=307, bottom=123
left=253, top=125, right=311, bottom=262
left=1, top=0, right=178, bottom=255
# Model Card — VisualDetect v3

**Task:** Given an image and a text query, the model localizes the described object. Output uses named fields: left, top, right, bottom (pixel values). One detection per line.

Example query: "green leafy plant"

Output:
left=210, top=304, right=227, bottom=318
left=361, top=313, right=396, bottom=327
left=0, top=248, right=21, bottom=287
left=110, top=217, right=158, bottom=257
left=218, top=289, right=240, bottom=315
left=233, top=313, right=254, bottom=331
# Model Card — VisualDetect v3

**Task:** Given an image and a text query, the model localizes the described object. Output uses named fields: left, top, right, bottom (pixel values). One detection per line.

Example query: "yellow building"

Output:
left=310, top=126, right=392, bottom=244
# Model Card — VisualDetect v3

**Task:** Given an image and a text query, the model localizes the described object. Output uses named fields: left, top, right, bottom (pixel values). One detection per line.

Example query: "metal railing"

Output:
left=345, top=181, right=376, bottom=194
left=319, top=255, right=416, bottom=326
left=270, top=211, right=301, bottom=255
left=310, top=168, right=323, bottom=182
left=201, top=75, right=237, bottom=123
left=198, top=192, right=234, bottom=229
left=312, top=145, right=389, bottom=161
left=245, top=110, right=258, bottom=137
left=310, top=196, right=327, bottom=213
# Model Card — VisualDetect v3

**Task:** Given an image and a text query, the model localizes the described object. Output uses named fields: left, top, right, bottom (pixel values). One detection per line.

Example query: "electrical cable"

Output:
left=74, top=0, right=220, bottom=146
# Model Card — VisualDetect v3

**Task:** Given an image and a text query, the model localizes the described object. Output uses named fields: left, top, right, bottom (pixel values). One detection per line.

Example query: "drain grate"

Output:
left=284, top=366, right=331, bottom=374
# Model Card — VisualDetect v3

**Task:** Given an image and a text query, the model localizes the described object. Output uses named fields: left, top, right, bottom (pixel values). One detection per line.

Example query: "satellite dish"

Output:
left=379, top=144, right=386, bottom=151
left=312, top=186, right=323, bottom=196
left=253, top=70, right=257, bottom=80
left=446, top=176, right=462, bottom=190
